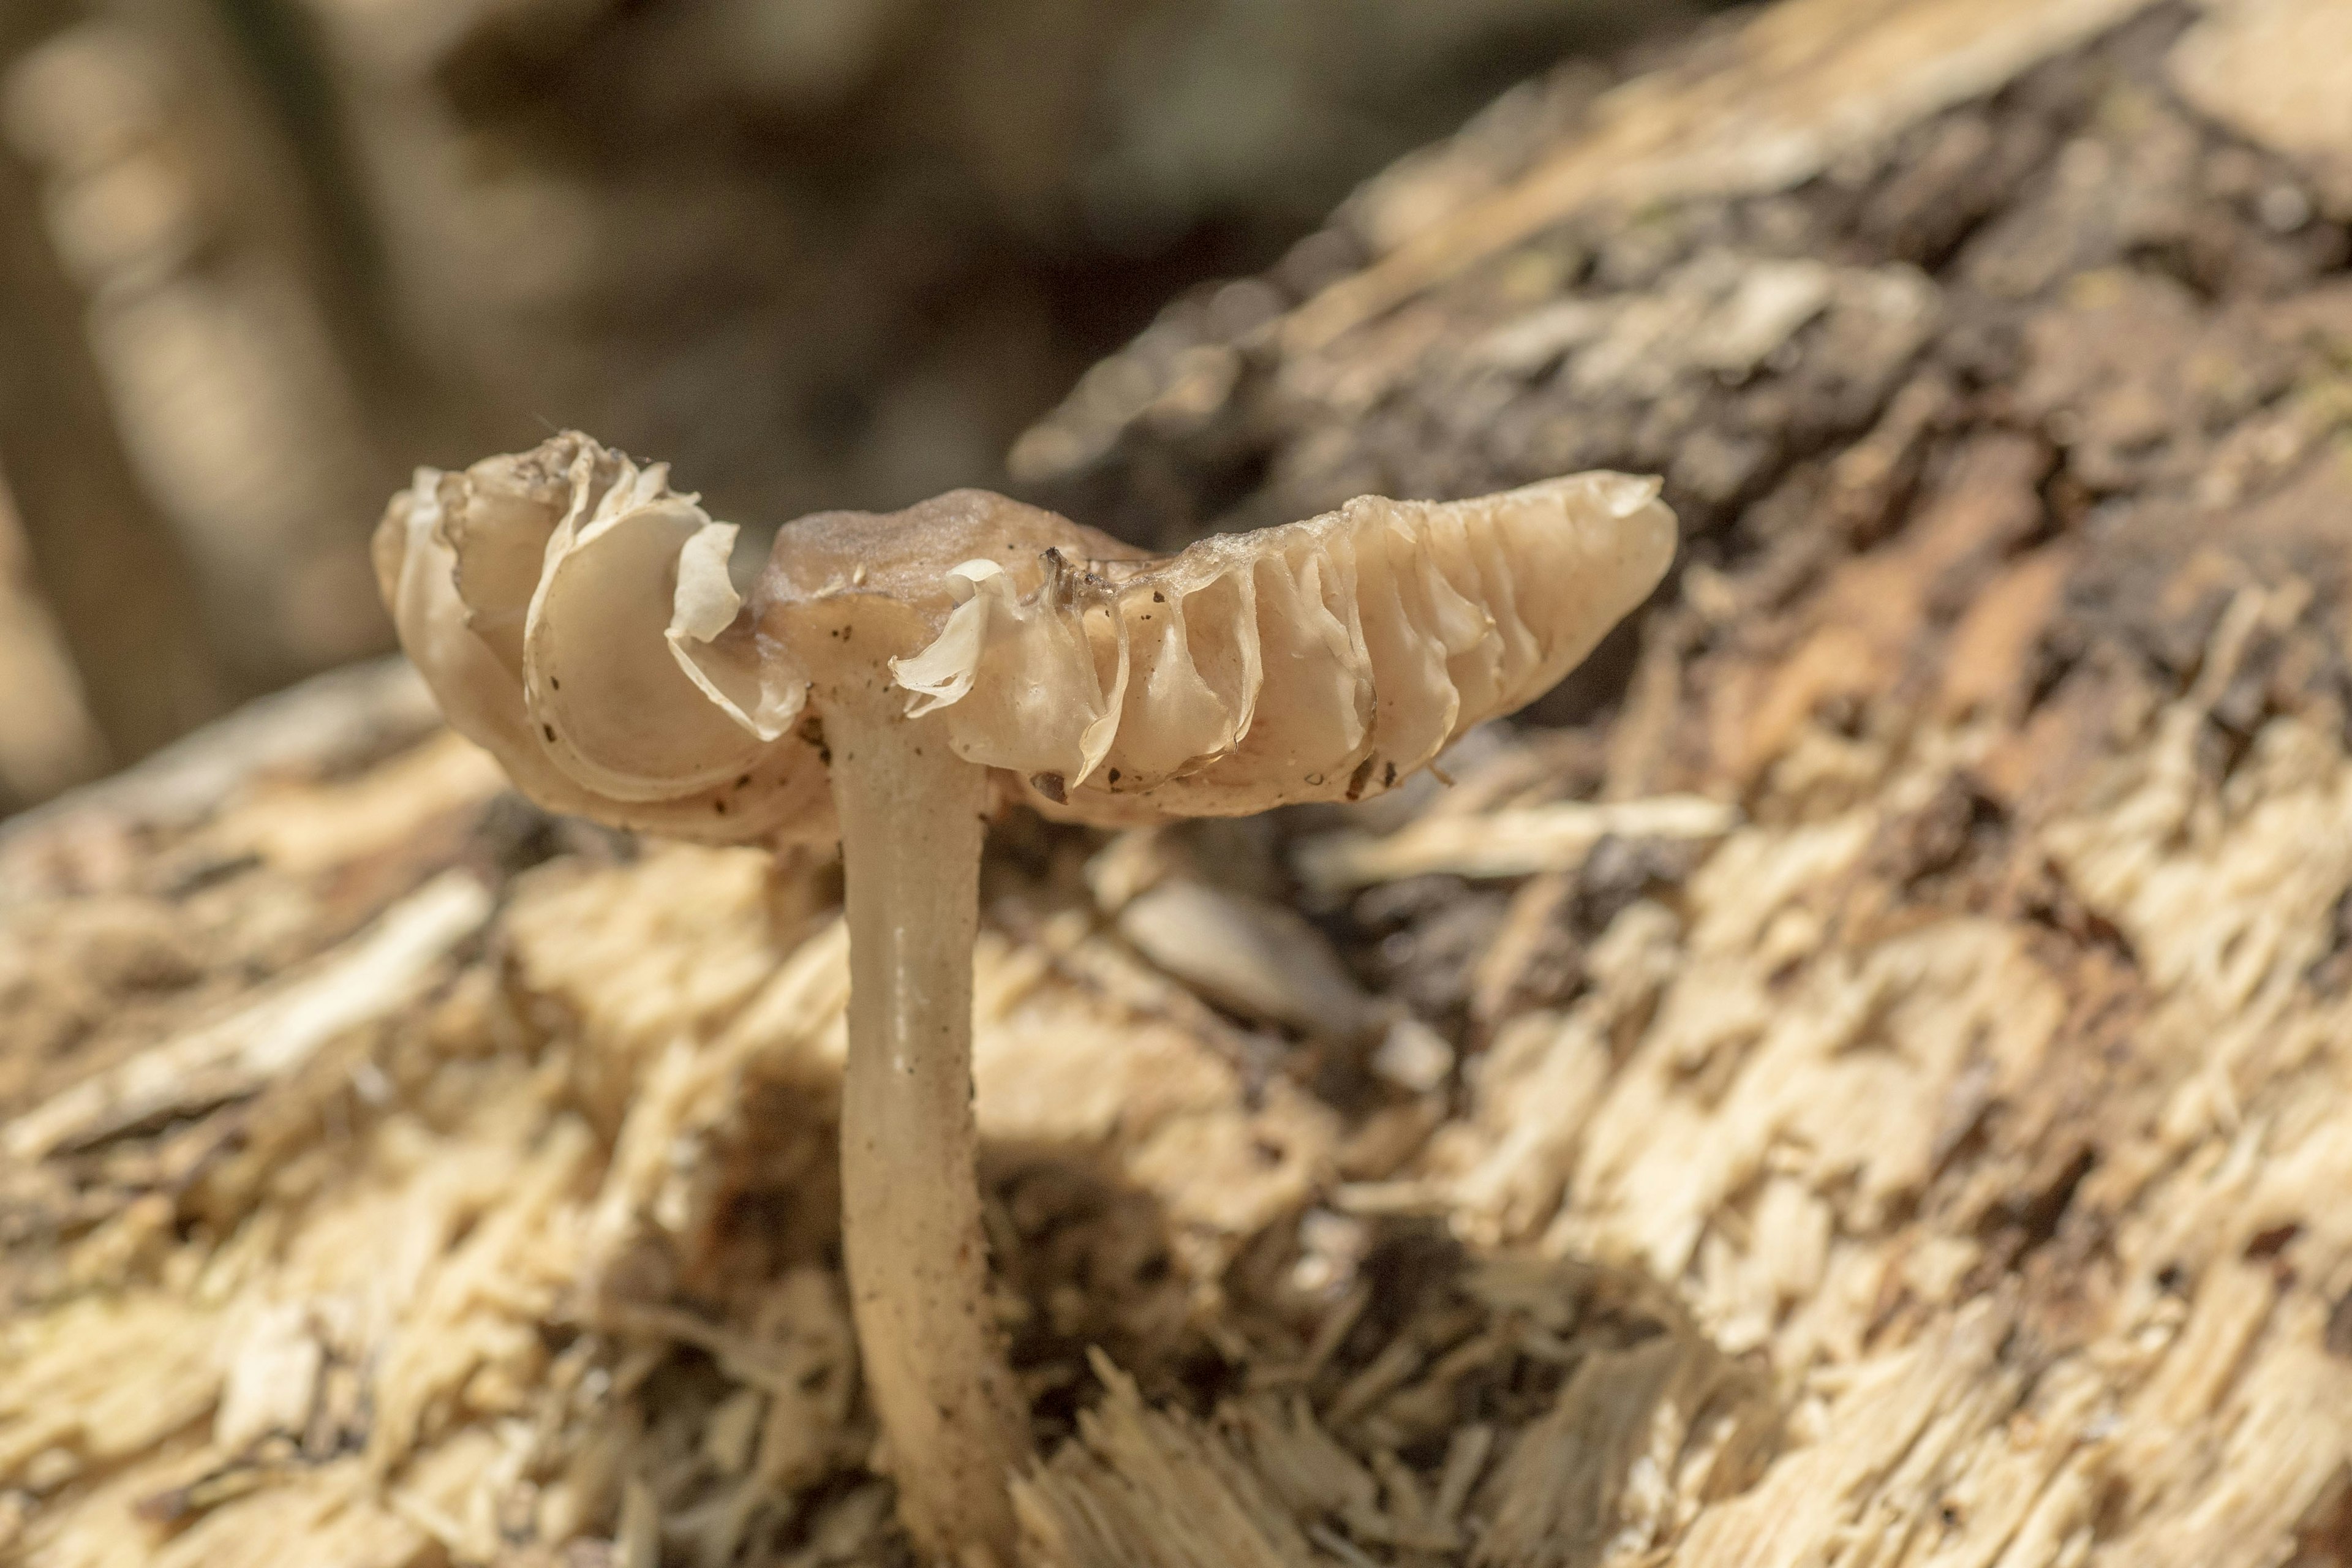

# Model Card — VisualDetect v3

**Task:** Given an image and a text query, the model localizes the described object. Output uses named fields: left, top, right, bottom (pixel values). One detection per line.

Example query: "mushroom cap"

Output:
left=761, top=489, right=1147, bottom=614
left=373, top=433, right=832, bottom=844
left=870, top=473, right=1677, bottom=819
left=377, top=432, right=1676, bottom=842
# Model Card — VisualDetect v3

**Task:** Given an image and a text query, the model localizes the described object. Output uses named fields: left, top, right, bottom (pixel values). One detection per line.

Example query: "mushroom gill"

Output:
left=374, top=433, right=832, bottom=844
left=890, top=473, right=1676, bottom=815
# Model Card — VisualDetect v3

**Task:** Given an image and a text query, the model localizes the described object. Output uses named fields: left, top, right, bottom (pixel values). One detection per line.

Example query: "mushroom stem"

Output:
left=826, top=677, right=1027, bottom=1563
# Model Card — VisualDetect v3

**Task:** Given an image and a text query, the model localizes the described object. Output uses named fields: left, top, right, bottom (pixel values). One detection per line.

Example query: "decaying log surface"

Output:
left=9, top=0, right=2352, bottom=1564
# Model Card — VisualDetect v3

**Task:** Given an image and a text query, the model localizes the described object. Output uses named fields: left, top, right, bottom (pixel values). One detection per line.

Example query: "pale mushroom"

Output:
left=377, top=432, right=1677, bottom=1565
left=372, top=432, right=833, bottom=843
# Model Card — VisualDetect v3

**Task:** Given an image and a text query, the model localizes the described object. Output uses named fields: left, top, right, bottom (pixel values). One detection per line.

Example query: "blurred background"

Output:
left=0, top=0, right=1726, bottom=815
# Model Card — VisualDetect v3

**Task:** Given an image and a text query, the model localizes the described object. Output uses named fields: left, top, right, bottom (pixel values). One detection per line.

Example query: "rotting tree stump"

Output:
left=9, top=0, right=2352, bottom=1563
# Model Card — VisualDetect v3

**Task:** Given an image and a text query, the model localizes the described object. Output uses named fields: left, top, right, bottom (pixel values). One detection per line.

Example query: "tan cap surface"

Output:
left=379, top=432, right=1675, bottom=840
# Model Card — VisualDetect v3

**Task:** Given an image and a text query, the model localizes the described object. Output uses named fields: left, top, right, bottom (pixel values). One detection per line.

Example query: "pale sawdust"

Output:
left=4, top=568, right=2351, bottom=1566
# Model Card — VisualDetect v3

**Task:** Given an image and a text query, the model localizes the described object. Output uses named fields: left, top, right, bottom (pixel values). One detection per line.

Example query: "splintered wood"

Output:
left=15, top=582, right=2352, bottom=1566
left=0, top=747, right=1343, bottom=1567
left=12, top=0, right=2352, bottom=1562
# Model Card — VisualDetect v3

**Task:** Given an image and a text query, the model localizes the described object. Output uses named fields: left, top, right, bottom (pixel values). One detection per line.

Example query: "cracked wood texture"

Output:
left=9, top=0, right=2352, bottom=1564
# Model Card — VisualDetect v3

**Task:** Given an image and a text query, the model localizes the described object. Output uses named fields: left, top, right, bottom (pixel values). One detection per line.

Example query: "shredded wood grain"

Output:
left=10, top=1, right=2352, bottom=1564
